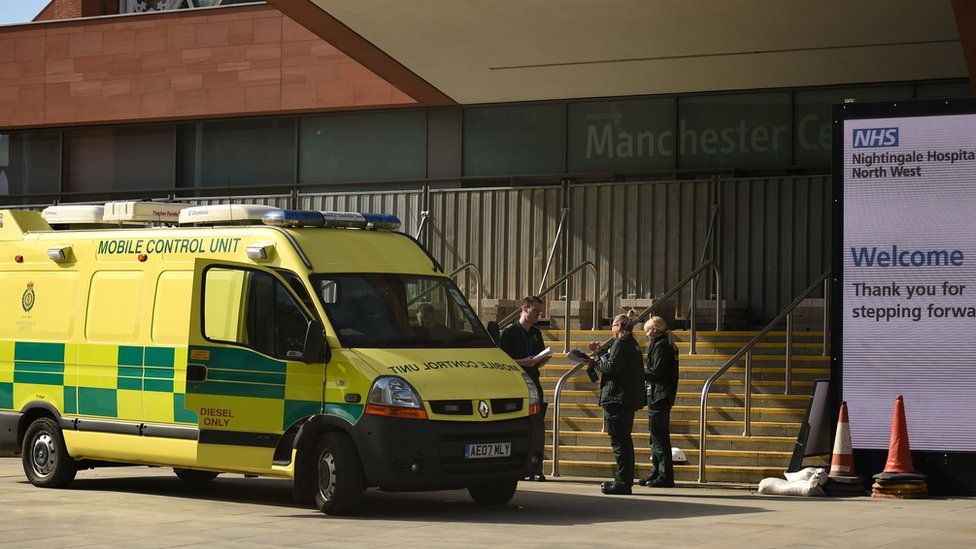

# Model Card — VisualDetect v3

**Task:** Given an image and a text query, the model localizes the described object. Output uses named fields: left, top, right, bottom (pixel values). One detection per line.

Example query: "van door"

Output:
left=184, top=259, right=325, bottom=472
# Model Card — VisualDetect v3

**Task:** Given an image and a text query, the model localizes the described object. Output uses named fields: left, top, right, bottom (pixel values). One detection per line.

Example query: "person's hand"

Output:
left=587, top=341, right=600, bottom=352
left=537, top=356, right=551, bottom=368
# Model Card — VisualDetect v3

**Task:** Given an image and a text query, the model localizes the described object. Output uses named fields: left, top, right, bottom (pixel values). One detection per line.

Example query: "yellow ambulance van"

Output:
left=0, top=202, right=543, bottom=515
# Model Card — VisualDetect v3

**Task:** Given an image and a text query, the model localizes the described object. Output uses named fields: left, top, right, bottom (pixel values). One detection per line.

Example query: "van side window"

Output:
left=203, top=267, right=309, bottom=360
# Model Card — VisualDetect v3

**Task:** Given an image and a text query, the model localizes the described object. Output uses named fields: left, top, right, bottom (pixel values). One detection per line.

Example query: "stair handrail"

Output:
left=448, top=262, right=484, bottom=320
left=497, top=260, right=600, bottom=345
left=697, top=269, right=830, bottom=483
left=551, top=259, right=721, bottom=477
left=687, top=205, right=720, bottom=349
left=538, top=208, right=571, bottom=294
left=405, top=262, right=484, bottom=318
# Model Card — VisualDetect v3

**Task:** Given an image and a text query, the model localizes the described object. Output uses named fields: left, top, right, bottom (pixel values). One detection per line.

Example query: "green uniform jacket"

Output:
left=646, top=332, right=679, bottom=396
left=594, top=333, right=646, bottom=411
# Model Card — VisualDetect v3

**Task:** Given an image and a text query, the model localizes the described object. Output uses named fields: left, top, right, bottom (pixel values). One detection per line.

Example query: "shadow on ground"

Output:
left=52, top=472, right=768, bottom=525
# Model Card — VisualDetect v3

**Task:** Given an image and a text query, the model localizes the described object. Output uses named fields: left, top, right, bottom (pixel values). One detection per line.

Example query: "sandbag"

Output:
left=784, top=467, right=828, bottom=486
left=757, top=477, right=826, bottom=497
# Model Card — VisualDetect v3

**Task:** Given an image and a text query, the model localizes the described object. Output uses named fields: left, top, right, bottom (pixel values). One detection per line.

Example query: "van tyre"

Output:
left=468, top=479, right=518, bottom=505
left=314, top=431, right=364, bottom=516
left=22, top=417, right=77, bottom=488
left=174, top=468, right=220, bottom=482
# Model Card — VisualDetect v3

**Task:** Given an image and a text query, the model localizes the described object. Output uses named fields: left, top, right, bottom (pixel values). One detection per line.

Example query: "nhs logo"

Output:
left=852, top=128, right=899, bottom=148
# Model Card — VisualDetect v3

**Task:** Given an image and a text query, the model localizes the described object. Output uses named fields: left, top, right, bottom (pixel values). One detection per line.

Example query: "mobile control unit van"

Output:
left=0, top=203, right=544, bottom=515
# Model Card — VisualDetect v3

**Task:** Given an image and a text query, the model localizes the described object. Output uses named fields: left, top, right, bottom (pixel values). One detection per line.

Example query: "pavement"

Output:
left=1, top=457, right=974, bottom=548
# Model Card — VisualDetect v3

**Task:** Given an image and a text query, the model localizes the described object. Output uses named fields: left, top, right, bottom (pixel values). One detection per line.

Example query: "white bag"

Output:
left=784, top=467, right=827, bottom=486
left=757, top=476, right=827, bottom=497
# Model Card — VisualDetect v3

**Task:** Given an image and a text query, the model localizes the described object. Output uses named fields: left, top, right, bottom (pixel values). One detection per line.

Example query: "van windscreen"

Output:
left=311, top=274, right=494, bottom=349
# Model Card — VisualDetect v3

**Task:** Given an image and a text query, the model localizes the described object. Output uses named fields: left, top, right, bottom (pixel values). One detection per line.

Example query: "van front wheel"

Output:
left=22, top=417, right=77, bottom=488
left=314, top=432, right=364, bottom=515
left=469, top=479, right=518, bottom=505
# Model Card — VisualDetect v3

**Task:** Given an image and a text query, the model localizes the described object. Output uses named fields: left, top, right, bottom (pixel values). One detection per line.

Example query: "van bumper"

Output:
left=351, top=413, right=545, bottom=491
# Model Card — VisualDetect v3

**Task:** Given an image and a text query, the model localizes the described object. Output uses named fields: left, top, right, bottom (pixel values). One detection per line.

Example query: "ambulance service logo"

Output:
left=478, top=400, right=490, bottom=419
left=22, top=281, right=35, bottom=313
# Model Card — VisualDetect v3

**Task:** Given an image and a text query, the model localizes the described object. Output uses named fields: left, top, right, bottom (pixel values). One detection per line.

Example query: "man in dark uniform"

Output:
left=498, top=295, right=550, bottom=481
left=587, top=314, right=645, bottom=495
left=641, top=316, right=679, bottom=488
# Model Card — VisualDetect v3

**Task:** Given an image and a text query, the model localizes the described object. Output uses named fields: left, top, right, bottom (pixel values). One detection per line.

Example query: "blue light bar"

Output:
left=362, top=213, right=401, bottom=231
left=262, top=210, right=325, bottom=228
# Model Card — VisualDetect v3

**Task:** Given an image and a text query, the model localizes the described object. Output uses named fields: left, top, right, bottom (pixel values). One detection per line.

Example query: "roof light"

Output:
left=41, top=205, right=105, bottom=225
left=178, top=204, right=280, bottom=226
left=103, top=201, right=187, bottom=224
left=362, top=213, right=401, bottom=231
left=246, top=242, right=276, bottom=260
left=261, top=210, right=325, bottom=228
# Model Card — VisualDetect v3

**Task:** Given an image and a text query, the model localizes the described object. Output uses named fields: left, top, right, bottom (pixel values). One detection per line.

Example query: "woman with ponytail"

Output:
left=641, top=316, right=679, bottom=488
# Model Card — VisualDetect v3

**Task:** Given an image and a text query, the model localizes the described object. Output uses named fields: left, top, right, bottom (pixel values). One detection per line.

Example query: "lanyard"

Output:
left=520, top=327, right=533, bottom=357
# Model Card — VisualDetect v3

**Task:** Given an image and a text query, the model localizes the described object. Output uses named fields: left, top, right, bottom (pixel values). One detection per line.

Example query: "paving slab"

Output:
left=0, top=457, right=973, bottom=548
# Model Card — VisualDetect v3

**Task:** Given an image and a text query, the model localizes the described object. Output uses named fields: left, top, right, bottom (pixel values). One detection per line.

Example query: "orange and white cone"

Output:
left=828, top=402, right=858, bottom=479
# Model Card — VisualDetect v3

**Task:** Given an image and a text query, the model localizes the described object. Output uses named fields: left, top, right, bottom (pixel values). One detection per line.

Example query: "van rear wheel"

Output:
left=174, top=468, right=220, bottom=482
left=22, top=417, right=77, bottom=488
left=469, top=479, right=518, bottom=505
left=314, top=432, right=364, bottom=515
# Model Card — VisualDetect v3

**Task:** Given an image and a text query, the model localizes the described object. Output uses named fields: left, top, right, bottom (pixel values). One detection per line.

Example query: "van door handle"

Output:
left=187, top=364, right=207, bottom=382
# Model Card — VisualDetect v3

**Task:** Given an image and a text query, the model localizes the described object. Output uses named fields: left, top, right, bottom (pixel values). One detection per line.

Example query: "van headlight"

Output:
left=364, top=376, right=428, bottom=419
left=522, top=373, right=541, bottom=415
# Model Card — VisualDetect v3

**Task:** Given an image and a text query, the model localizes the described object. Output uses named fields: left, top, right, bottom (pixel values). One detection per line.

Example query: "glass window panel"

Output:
left=794, top=85, right=913, bottom=166
left=463, top=104, right=565, bottom=176
left=568, top=98, right=676, bottom=173
left=65, top=125, right=174, bottom=193
left=678, top=92, right=791, bottom=170
left=0, top=131, right=60, bottom=198
left=178, top=118, right=295, bottom=189
left=300, top=110, right=426, bottom=184
left=915, top=80, right=974, bottom=100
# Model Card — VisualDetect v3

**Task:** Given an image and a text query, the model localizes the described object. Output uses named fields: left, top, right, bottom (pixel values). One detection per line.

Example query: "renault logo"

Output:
left=478, top=400, right=490, bottom=419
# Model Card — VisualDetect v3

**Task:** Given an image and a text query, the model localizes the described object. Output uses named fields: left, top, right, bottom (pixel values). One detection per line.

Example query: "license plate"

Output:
left=464, top=441, right=511, bottom=459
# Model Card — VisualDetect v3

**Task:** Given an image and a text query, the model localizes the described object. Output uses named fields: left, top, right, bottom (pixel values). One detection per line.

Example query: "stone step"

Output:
left=545, top=431, right=797, bottom=452
left=543, top=389, right=811, bottom=408
left=547, top=445, right=792, bottom=467
left=553, top=403, right=806, bottom=423
left=540, top=330, right=825, bottom=344
left=540, top=376, right=818, bottom=394
left=556, top=416, right=801, bottom=437
left=545, top=340, right=826, bottom=356
left=547, top=460, right=781, bottom=484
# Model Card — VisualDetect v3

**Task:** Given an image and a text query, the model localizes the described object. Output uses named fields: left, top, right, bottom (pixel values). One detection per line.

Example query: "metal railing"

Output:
left=550, top=259, right=721, bottom=476
left=449, top=262, right=484, bottom=319
left=688, top=204, right=720, bottom=354
left=697, top=270, right=830, bottom=483
left=497, top=260, right=600, bottom=351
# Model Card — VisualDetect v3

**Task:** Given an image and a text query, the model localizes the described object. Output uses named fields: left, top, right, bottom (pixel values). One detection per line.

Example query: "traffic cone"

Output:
left=872, top=395, right=927, bottom=499
left=824, top=402, right=866, bottom=496
left=829, top=402, right=855, bottom=477
left=883, top=395, right=914, bottom=473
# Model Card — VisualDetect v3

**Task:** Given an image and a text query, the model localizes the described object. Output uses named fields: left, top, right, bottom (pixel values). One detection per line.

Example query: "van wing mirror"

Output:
left=302, top=319, right=327, bottom=364
left=486, top=321, right=501, bottom=346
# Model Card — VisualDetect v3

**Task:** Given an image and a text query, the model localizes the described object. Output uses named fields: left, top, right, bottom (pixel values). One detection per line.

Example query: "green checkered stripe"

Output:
left=0, top=341, right=195, bottom=423
left=190, top=345, right=363, bottom=429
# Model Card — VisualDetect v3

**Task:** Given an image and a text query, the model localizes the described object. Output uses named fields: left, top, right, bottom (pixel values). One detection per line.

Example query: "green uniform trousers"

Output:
left=604, top=403, right=636, bottom=485
left=648, top=382, right=676, bottom=483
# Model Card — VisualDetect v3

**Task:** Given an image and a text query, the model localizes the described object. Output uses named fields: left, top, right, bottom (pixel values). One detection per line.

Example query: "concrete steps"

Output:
left=539, top=328, right=825, bottom=485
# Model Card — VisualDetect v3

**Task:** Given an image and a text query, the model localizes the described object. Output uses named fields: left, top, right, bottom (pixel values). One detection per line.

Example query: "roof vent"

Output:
left=103, top=201, right=187, bottom=224
left=41, top=205, right=106, bottom=226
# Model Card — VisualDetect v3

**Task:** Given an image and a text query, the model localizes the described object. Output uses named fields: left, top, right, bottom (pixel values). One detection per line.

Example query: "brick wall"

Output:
left=34, top=0, right=82, bottom=21
left=1, top=4, right=415, bottom=129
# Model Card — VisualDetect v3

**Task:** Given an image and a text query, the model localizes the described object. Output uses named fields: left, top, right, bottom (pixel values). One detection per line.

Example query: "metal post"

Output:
left=689, top=278, right=697, bottom=355
left=564, top=290, right=571, bottom=355
left=592, top=267, right=599, bottom=331
left=539, top=208, right=569, bottom=295
left=743, top=351, right=753, bottom=436
left=785, top=313, right=794, bottom=396
left=714, top=266, right=722, bottom=331
left=822, top=278, right=830, bottom=356
left=551, top=362, right=586, bottom=477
